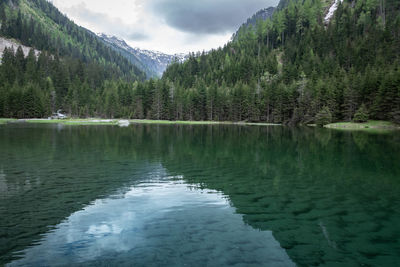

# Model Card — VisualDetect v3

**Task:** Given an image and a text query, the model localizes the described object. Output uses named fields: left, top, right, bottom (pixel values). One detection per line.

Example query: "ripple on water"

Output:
left=1, top=124, right=400, bottom=266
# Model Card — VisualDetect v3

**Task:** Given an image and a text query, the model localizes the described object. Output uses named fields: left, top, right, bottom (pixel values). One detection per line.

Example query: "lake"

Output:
left=1, top=123, right=399, bottom=266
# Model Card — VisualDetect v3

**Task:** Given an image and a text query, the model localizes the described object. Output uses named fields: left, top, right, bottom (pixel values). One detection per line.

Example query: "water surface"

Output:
left=0, top=123, right=399, bottom=266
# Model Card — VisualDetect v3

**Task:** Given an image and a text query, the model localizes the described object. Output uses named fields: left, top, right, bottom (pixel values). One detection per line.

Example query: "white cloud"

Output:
left=50, top=0, right=279, bottom=54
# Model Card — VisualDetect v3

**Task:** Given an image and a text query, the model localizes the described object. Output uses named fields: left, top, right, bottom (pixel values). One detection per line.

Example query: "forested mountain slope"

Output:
left=232, top=7, right=275, bottom=41
left=159, top=0, right=400, bottom=124
left=0, top=0, right=146, bottom=118
left=1, top=0, right=399, bottom=123
left=0, top=0, right=145, bottom=81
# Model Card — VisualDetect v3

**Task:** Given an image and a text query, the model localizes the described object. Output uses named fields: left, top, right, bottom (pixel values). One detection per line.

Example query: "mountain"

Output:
left=98, top=33, right=187, bottom=78
left=0, top=0, right=148, bottom=119
left=232, top=7, right=275, bottom=40
left=159, top=0, right=400, bottom=124
left=1, top=0, right=400, bottom=123
left=240, top=7, right=275, bottom=30
left=0, top=0, right=146, bottom=81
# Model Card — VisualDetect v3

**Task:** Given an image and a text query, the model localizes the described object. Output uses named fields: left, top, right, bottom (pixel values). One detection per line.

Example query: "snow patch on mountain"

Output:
left=97, top=33, right=187, bottom=77
left=324, top=0, right=343, bottom=23
left=0, top=37, right=40, bottom=61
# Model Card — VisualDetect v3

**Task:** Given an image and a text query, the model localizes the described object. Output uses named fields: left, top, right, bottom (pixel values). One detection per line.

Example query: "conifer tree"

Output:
left=315, top=106, right=332, bottom=127
left=353, top=104, right=369, bottom=123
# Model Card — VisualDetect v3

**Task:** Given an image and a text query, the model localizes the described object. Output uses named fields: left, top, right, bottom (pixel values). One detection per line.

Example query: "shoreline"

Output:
left=324, top=120, right=400, bottom=131
left=0, top=118, right=17, bottom=124
left=2, top=118, right=399, bottom=131
left=0, top=118, right=282, bottom=127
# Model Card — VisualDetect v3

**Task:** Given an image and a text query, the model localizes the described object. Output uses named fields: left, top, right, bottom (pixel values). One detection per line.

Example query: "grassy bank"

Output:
left=1, top=118, right=282, bottom=127
left=130, top=120, right=281, bottom=126
left=23, top=119, right=119, bottom=125
left=130, top=120, right=222, bottom=125
left=0, top=118, right=17, bottom=124
left=325, top=120, right=400, bottom=131
left=4, top=118, right=398, bottom=131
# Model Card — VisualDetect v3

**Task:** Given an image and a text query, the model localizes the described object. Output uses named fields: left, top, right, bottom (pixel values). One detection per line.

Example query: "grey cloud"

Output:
left=127, top=32, right=149, bottom=41
left=65, top=3, right=148, bottom=41
left=147, top=0, right=279, bottom=34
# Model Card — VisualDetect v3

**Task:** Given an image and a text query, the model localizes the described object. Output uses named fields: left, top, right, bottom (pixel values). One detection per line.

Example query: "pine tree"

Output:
left=315, top=106, right=333, bottom=127
left=25, top=49, right=37, bottom=83
left=353, top=103, right=369, bottom=122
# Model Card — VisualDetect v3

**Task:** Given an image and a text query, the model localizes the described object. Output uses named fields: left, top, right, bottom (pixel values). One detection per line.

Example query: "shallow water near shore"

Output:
left=1, top=123, right=400, bottom=266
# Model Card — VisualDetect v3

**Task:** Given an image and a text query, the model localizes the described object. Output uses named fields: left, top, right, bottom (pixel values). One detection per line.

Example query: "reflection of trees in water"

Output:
left=145, top=125, right=400, bottom=266
left=352, top=131, right=369, bottom=151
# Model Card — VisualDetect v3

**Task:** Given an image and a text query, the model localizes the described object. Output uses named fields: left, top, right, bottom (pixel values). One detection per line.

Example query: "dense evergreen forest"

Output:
left=0, top=0, right=145, bottom=118
left=1, top=0, right=400, bottom=124
left=162, top=0, right=400, bottom=124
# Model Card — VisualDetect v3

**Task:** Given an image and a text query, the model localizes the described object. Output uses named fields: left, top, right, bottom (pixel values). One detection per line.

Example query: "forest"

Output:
left=0, top=0, right=399, bottom=124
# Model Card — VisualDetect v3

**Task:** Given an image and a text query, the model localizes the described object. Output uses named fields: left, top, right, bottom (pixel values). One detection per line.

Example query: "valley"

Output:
left=1, top=0, right=399, bottom=126
left=1, top=0, right=400, bottom=266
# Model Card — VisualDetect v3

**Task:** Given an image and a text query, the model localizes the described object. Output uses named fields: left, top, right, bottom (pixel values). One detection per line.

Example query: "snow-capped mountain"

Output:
left=97, top=33, right=186, bottom=78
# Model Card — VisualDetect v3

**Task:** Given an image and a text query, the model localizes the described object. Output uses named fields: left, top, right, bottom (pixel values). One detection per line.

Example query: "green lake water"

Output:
left=0, top=123, right=399, bottom=266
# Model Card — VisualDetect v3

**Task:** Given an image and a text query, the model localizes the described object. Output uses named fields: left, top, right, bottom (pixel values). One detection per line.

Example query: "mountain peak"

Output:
left=97, top=33, right=131, bottom=50
left=97, top=34, right=187, bottom=78
left=232, top=6, right=275, bottom=40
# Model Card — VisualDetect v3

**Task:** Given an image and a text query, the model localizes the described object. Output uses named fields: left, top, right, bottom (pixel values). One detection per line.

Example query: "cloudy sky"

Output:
left=51, top=0, right=279, bottom=55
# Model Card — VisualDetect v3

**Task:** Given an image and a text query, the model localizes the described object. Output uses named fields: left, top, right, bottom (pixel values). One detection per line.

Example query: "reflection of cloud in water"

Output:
left=86, top=223, right=123, bottom=237
left=9, top=169, right=295, bottom=266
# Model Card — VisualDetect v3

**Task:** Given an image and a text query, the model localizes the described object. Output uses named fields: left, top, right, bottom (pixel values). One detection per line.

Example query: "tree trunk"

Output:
left=380, top=0, right=386, bottom=28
